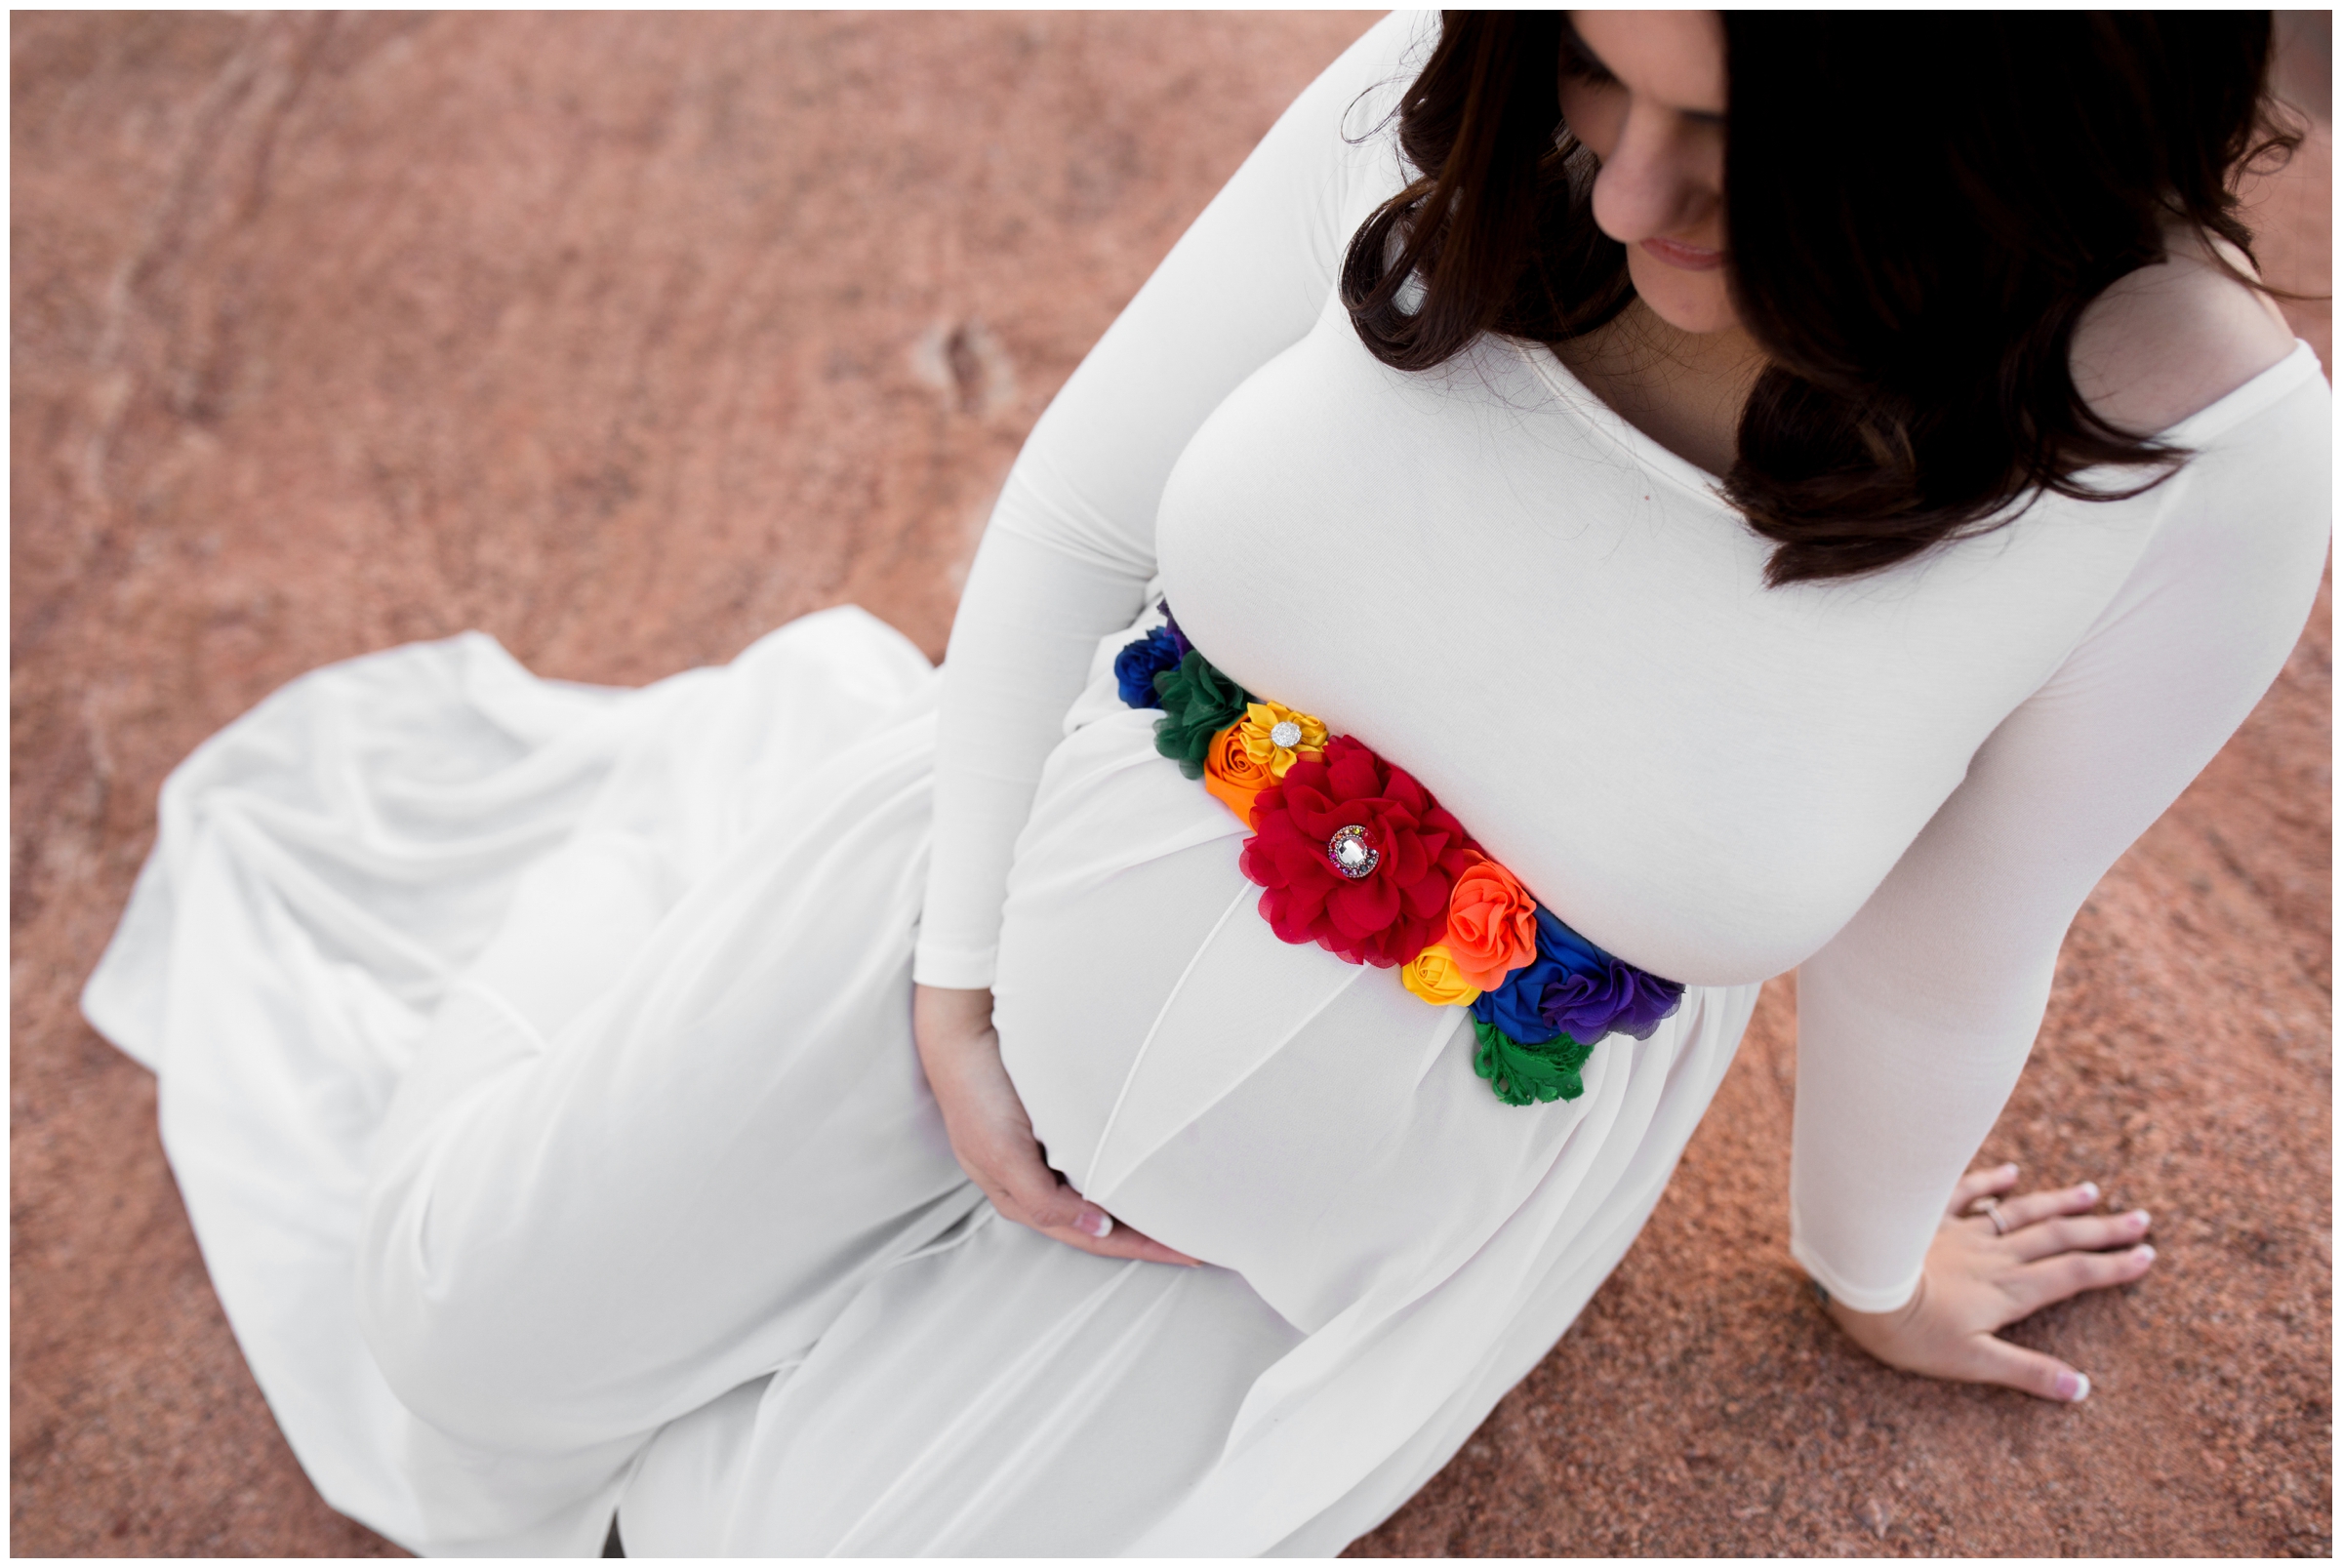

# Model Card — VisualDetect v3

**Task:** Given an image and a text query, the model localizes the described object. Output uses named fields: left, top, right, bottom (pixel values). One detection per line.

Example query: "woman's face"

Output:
left=1557, top=11, right=1736, bottom=336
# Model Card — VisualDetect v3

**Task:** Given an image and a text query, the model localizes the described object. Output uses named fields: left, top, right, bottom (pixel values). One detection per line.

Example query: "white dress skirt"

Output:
left=83, top=600, right=1756, bottom=1556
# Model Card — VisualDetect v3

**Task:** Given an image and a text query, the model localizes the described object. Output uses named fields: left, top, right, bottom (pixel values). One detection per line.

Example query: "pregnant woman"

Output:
left=82, top=10, right=2328, bottom=1556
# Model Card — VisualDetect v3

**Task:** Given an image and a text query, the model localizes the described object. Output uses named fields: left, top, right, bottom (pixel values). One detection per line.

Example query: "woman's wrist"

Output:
left=913, top=983, right=993, bottom=1021
left=1817, top=1270, right=1924, bottom=1338
left=1806, top=1270, right=1920, bottom=1321
left=911, top=985, right=997, bottom=1078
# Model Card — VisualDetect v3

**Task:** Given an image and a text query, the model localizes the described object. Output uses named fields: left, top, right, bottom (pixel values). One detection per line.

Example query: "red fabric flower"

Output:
left=1236, top=735, right=1481, bottom=968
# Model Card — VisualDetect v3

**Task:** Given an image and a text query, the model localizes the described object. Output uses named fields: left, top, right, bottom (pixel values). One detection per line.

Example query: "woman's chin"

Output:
left=1625, top=252, right=1742, bottom=337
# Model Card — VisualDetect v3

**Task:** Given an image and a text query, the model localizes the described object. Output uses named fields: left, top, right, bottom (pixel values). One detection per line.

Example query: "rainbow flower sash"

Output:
left=1116, top=605, right=1684, bottom=1106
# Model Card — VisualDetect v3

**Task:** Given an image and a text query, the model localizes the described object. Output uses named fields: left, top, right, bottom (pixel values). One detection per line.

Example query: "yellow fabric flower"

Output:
left=1400, top=944, right=1481, bottom=1007
left=1236, top=701, right=1328, bottom=780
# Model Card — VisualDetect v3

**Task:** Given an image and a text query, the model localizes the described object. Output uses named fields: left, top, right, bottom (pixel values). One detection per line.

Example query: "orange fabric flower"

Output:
left=1201, top=722, right=1277, bottom=824
left=1443, top=858, right=1540, bottom=990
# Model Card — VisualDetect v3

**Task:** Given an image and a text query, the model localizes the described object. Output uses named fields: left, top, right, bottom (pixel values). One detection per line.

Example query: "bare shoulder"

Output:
left=2069, top=224, right=2298, bottom=436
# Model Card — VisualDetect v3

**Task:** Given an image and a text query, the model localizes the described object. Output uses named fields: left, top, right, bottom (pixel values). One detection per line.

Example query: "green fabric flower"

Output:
left=1472, top=1016, right=1595, bottom=1106
left=1151, top=651, right=1250, bottom=780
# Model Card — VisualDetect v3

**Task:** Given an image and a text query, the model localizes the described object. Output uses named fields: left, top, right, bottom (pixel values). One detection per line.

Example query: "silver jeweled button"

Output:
left=1270, top=720, right=1303, bottom=749
left=1326, top=824, right=1380, bottom=880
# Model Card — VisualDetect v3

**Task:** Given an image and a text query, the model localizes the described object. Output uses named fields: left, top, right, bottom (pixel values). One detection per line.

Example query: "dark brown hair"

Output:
left=1341, top=12, right=2304, bottom=584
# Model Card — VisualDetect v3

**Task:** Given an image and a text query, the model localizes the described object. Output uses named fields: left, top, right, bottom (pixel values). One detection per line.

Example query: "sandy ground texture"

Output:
left=12, top=12, right=2331, bottom=1557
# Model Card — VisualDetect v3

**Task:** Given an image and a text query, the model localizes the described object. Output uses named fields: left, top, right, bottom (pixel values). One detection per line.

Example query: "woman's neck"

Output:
left=1551, top=300, right=1767, bottom=478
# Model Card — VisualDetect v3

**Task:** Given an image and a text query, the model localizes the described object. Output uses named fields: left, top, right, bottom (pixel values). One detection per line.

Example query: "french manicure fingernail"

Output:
left=2056, top=1371, right=2090, bottom=1403
left=1075, top=1209, right=1112, bottom=1239
left=2129, top=1209, right=2152, bottom=1227
left=2077, top=1182, right=2100, bottom=1201
left=2134, top=1244, right=2156, bottom=1263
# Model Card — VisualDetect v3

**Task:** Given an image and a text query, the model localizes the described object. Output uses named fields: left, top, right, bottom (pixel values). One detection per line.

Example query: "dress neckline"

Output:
left=1514, top=335, right=2323, bottom=500
left=1510, top=339, right=1726, bottom=503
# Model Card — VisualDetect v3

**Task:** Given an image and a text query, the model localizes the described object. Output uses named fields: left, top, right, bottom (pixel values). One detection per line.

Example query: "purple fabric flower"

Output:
left=1473, top=907, right=1682, bottom=1047
left=1159, top=602, right=1192, bottom=662
left=1113, top=626, right=1184, bottom=708
left=1533, top=913, right=1684, bottom=1043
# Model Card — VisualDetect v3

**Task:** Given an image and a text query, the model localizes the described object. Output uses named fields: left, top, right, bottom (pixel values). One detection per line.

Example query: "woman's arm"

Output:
left=915, top=11, right=1428, bottom=988
left=909, top=14, right=1432, bottom=1251
left=1792, top=358, right=2329, bottom=1391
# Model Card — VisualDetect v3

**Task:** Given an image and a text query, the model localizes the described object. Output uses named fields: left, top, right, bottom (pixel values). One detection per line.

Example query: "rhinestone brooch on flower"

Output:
left=1270, top=720, right=1303, bottom=748
left=1326, top=824, right=1381, bottom=880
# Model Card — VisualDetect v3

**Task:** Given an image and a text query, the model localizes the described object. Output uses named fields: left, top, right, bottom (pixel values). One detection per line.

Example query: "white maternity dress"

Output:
left=81, top=12, right=2332, bottom=1557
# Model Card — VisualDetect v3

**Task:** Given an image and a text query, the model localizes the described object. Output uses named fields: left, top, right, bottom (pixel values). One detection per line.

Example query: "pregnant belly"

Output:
left=991, top=695, right=1627, bottom=1335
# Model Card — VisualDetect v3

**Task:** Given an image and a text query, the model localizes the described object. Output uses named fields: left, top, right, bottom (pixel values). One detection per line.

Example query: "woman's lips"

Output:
left=1638, top=236, right=1726, bottom=272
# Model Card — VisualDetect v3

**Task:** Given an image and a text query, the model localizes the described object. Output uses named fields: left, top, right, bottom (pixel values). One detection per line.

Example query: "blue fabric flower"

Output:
left=1472, top=906, right=1683, bottom=1047
left=1113, top=626, right=1184, bottom=709
left=1471, top=920, right=1567, bottom=1044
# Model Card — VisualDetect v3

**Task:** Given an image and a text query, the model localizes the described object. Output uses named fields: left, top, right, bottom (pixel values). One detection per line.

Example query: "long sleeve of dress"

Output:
left=911, top=13, right=1431, bottom=987
left=1790, top=372, right=2332, bottom=1309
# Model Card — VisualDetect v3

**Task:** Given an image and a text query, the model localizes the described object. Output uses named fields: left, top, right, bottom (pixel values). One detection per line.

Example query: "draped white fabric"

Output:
left=85, top=604, right=1754, bottom=1553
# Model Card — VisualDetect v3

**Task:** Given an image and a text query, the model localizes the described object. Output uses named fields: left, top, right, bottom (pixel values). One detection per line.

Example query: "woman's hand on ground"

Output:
left=1821, top=1163, right=2155, bottom=1403
left=911, top=984, right=1196, bottom=1266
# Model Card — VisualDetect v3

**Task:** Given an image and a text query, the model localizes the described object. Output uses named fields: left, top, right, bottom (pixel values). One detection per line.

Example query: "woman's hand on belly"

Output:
left=912, top=985, right=1198, bottom=1266
left=1820, top=1163, right=2156, bottom=1402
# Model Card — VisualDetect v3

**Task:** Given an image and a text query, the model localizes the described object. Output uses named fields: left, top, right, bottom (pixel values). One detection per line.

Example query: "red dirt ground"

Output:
left=12, top=13, right=2330, bottom=1556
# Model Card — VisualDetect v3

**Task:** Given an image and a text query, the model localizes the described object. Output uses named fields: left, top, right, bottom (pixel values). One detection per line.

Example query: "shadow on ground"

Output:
left=12, top=12, right=2330, bottom=1555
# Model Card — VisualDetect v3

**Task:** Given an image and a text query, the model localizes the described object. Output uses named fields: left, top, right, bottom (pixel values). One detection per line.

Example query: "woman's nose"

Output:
left=1590, top=110, right=1716, bottom=247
